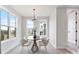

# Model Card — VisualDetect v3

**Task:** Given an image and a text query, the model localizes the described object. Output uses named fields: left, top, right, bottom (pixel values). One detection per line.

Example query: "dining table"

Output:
left=27, top=35, right=42, bottom=53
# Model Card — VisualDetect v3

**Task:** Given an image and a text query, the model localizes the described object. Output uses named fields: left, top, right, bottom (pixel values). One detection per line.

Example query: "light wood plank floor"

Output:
left=6, top=43, right=73, bottom=54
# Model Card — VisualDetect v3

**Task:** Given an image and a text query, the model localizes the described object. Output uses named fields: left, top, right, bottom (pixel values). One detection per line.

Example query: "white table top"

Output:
left=27, top=36, right=33, bottom=40
left=27, top=36, right=41, bottom=41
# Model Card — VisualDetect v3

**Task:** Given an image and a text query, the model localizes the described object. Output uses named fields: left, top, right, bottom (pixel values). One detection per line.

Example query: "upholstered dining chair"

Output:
left=21, top=39, right=31, bottom=52
left=21, top=37, right=31, bottom=48
left=39, top=37, right=49, bottom=51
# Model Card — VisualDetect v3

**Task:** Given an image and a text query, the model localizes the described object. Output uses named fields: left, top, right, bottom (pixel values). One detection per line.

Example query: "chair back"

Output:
left=22, top=39, right=28, bottom=46
left=42, top=37, right=49, bottom=46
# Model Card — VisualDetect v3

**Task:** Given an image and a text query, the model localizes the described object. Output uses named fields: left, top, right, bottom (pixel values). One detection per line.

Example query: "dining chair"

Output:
left=21, top=37, right=31, bottom=49
left=39, top=37, right=49, bottom=51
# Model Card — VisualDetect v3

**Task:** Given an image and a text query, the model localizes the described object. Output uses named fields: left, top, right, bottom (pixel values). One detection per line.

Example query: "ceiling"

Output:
left=9, top=5, right=79, bottom=17
left=10, top=5, right=57, bottom=17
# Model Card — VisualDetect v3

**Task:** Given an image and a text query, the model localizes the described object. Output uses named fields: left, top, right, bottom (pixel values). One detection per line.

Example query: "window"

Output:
left=27, top=20, right=33, bottom=28
left=0, top=9, right=9, bottom=41
left=0, top=9, right=16, bottom=41
left=40, top=21, right=47, bottom=36
left=1, top=26, right=8, bottom=41
left=1, top=9, right=8, bottom=25
left=9, top=27, right=16, bottom=38
left=27, top=20, right=33, bottom=36
left=43, top=24, right=46, bottom=35
left=9, top=14, right=16, bottom=27
left=9, top=14, right=16, bottom=38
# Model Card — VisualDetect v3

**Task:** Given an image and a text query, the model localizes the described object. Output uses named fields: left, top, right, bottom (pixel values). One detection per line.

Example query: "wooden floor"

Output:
left=66, top=42, right=79, bottom=54
left=6, top=43, right=73, bottom=54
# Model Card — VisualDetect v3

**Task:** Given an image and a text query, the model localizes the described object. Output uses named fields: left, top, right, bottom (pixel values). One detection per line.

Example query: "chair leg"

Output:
left=39, top=46, right=41, bottom=51
left=27, top=46, right=29, bottom=51
left=45, top=46, right=47, bottom=52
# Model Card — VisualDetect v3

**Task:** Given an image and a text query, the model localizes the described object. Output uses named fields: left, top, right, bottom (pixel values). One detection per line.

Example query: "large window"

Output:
left=0, top=9, right=16, bottom=41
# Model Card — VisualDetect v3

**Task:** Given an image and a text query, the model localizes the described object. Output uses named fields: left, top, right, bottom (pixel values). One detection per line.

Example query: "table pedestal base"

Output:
left=31, top=39, right=38, bottom=53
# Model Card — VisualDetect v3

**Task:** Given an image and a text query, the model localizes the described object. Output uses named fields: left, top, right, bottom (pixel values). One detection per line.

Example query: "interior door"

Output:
left=68, top=11, right=76, bottom=45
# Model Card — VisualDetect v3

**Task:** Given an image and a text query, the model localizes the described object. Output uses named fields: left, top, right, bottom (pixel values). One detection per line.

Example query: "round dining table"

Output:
left=27, top=36, right=41, bottom=53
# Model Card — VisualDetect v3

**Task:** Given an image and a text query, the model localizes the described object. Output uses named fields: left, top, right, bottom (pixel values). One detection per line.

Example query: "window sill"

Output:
left=1, top=37, right=16, bottom=44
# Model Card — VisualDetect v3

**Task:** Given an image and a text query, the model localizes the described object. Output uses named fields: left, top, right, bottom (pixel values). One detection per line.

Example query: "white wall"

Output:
left=0, top=5, right=22, bottom=53
left=49, top=7, right=68, bottom=49
left=49, top=8, right=56, bottom=48
left=21, top=17, right=27, bottom=39
left=56, top=7, right=68, bottom=48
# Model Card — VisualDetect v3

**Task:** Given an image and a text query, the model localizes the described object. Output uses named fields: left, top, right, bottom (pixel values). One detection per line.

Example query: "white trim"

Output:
left=0, top=5, right=16, bottom=17
left=1, top=37, right=16, bottom=44
left=5, top=43, right=20, bottom=54
left=1, top=37, right=20, bottom=54
left=2, top=42, right=20, bottom=54
left=23, top=16, right=49, bottom=20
